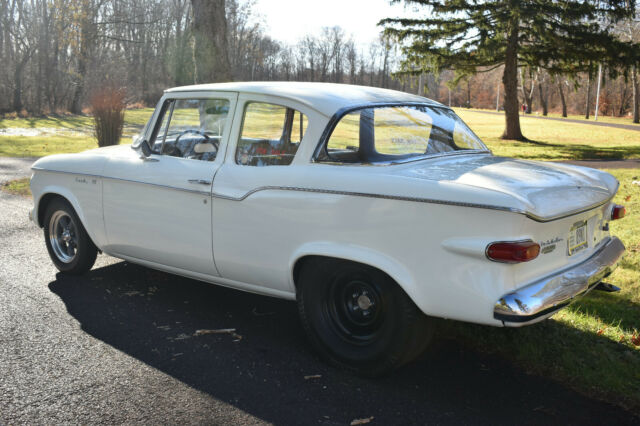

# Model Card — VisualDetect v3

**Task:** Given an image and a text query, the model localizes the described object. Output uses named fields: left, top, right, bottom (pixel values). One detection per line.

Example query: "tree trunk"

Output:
left=585, top=71, right=591, bottom=119
left=70, top=5, right=93, bottom=115
left=558, top=81, right=567, bottom=118
left=13, top=61, right=23, bottom=112
left=70, top=54, right=87, bottom=114
left=633, top=65, right=639, bottom=124
left=12, top=54, right=29, bottom=112
left=191, top=0, right=231, bottom=83
left=501, top=23, right=524, bottom=140
left=538, top=79, right=548, bottom=116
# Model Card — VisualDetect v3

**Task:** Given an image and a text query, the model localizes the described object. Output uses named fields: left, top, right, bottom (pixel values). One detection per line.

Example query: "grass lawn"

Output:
left=0, top=108, right=154, bottom=157
left=456, top=109, right=640, bottom=160
left=1, top=107, right=639, bottom=411
left=0, top=108, right=152, bottom=129
left=467, top=107, right=640, bottom=127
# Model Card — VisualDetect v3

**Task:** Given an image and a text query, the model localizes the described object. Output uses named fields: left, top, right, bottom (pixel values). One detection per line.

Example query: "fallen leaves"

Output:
left=350, top=417, right=374, bottom=425
left=195, top=328, right=243, bottom=342
left=304, top=374, right=322, bottom=380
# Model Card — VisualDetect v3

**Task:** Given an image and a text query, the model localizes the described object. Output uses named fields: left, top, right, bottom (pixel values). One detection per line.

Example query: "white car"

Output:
left=30, top=82, right=626, bottom=375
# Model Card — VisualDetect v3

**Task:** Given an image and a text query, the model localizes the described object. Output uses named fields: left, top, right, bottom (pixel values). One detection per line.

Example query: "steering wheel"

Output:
left=175, top=129, right=214, bottom=150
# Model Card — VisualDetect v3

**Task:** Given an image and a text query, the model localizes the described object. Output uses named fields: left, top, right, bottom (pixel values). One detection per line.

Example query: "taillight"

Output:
left=486, top=240, right=540, bottom=263
left=611, top=204, right=626, bottom=220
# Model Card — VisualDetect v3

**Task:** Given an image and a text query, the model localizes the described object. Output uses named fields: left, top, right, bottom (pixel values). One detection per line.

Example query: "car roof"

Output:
left=165, top=81, right=444, bottom=116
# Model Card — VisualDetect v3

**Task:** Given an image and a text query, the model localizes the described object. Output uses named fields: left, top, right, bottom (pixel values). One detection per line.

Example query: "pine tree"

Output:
left=382, top=0, right=638, bottom=140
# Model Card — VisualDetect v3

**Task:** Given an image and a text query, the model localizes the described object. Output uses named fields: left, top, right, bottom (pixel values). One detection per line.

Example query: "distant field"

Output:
left=0, top=109, right=154, bottom=157
left=455, top=108, right=640, bottom=160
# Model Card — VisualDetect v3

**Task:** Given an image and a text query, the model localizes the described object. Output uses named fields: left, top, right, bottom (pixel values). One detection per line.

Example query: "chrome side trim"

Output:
left=210, top=185, right=615, bottom=223
left=494, top=236, right=625, bottom=325
left=31, top=167, right=211, bottom=197
left=31, top=167, right=617, bottom=222
left=210, top=185, right=526, bottom=212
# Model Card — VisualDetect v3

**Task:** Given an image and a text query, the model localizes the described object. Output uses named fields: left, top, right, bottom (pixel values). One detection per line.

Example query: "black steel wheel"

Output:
left=297, top=257, right=434, bottom=376
left=43, top=198, right=98, bottom=275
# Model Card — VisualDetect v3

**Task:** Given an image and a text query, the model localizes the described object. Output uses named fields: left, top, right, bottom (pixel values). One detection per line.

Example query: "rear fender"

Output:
left=289, top=241, right=418, bottom=305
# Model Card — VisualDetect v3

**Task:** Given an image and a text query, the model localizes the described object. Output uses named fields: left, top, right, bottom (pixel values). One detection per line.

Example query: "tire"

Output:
left=43, top=198, right=98, bottom=275
left=297, top=258, right=434, bottom=377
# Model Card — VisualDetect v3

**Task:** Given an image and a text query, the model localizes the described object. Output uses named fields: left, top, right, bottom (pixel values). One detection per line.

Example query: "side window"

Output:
left=323, top=106, right=485, bottom=164
left=236, top=102, right=307, bottom=166
left=152, top=98, right=230, bottom=161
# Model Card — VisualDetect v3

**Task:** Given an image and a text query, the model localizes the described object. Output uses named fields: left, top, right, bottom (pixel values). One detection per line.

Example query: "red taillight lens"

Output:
left=611, top=204, right=626, bottom=220
left=486, top=241, right=540, bottom=263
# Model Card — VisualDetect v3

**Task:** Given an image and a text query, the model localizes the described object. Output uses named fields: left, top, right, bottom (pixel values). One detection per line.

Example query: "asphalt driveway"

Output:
left=1, top=186, right=638, bottom=424
left=0, top=156, right=37, bottom=182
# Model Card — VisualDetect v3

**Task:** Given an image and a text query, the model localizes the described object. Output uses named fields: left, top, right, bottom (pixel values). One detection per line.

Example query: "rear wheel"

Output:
left=43, top=198, right=97, bottom=275
left=296, top=258, right=434, bottom=376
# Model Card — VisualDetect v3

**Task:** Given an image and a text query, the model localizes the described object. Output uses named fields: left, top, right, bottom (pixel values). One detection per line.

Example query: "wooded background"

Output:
left=1, top=0, right=639, bottom=122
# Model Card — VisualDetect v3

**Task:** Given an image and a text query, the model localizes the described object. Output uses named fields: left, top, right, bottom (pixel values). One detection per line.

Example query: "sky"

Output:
left=252, top=0, right=411, bottom=46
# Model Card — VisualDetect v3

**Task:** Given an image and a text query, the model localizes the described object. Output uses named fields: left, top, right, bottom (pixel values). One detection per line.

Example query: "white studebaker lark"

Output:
left=30, top=82, right=626, bottom=375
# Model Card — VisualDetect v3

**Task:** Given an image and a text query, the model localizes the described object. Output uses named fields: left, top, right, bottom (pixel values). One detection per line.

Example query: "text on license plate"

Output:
left=568, top=221, right=588, bottom=256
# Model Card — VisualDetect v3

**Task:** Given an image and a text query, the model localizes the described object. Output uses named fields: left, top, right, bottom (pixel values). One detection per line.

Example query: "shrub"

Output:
left=90, top=87, right=126, bottom=147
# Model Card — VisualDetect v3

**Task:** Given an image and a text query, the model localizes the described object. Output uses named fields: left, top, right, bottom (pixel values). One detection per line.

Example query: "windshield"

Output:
left=319, top=105, right=488, bottom=164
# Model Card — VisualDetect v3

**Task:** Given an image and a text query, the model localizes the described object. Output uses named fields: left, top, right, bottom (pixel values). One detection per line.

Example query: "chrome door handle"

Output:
left=188, top=179, right=212, bottom=185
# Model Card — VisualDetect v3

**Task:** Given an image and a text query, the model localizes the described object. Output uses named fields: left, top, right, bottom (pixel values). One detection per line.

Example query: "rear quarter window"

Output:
left=322, top=105, right=487, bottom=164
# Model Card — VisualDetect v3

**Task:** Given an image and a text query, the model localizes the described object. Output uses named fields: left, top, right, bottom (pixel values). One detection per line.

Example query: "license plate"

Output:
left=568, top=221, right=588, bottom=256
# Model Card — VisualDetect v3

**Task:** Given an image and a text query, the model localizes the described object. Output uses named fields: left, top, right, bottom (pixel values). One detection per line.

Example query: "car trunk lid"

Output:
left=393, top=154, right=617, bottom=221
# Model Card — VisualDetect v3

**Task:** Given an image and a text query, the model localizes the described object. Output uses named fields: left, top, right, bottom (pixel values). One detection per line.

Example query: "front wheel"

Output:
left=296, top=258, right=434, bottom=376
left=43, top=198, right=98, bottom=275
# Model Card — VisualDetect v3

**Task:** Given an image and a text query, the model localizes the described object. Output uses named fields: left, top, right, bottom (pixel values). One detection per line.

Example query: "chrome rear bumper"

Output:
left=494, top=237, right=625, bottom=326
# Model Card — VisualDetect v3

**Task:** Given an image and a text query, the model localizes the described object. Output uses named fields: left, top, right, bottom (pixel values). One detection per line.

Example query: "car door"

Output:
left=210, top=96, right=316, bottom=292
left=102, top=92, right=238, bottom=276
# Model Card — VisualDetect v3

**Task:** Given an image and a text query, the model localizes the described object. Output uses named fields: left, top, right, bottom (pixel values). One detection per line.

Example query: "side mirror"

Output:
left=139, top=140, right=152, bottom=157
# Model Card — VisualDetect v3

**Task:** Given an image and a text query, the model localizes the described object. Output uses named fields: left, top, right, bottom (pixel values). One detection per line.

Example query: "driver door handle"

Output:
left=188, top=179, right=212, bottom=185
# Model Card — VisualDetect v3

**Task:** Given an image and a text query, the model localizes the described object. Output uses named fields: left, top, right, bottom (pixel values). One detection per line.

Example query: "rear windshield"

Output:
left=318, top=105, right=488, bottom=164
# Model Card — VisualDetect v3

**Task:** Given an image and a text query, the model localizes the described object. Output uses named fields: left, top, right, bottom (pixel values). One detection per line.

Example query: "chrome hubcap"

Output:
left=49, top=211, right=78, bottom=263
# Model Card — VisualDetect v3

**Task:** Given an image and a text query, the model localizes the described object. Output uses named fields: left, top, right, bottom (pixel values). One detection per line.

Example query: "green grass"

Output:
left=0, top=109, right=153, bottom=157
left=0, top=108, right=153, bottom=129
left=456, top=109, right=640, bottom=161
left=466, top=107, right=640, bottom=126
left=0, top=135, right=97, bottom=157
left=1, top=177, right=31, bottom=196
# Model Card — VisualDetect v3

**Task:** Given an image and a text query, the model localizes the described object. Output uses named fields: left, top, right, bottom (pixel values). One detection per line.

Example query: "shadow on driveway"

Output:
left=49, top=262, right=637, bottom=425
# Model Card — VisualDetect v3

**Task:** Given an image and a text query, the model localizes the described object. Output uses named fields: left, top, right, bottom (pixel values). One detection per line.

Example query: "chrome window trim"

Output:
left=314, top=150, right=492, bottom=167
left=312, top=102, right=491, bottom=164
left=32, top=168, right=617, bottom=223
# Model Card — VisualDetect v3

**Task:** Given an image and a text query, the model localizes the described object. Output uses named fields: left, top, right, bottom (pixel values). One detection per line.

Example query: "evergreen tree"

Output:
left=382, top=0, right=638, bottom=140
